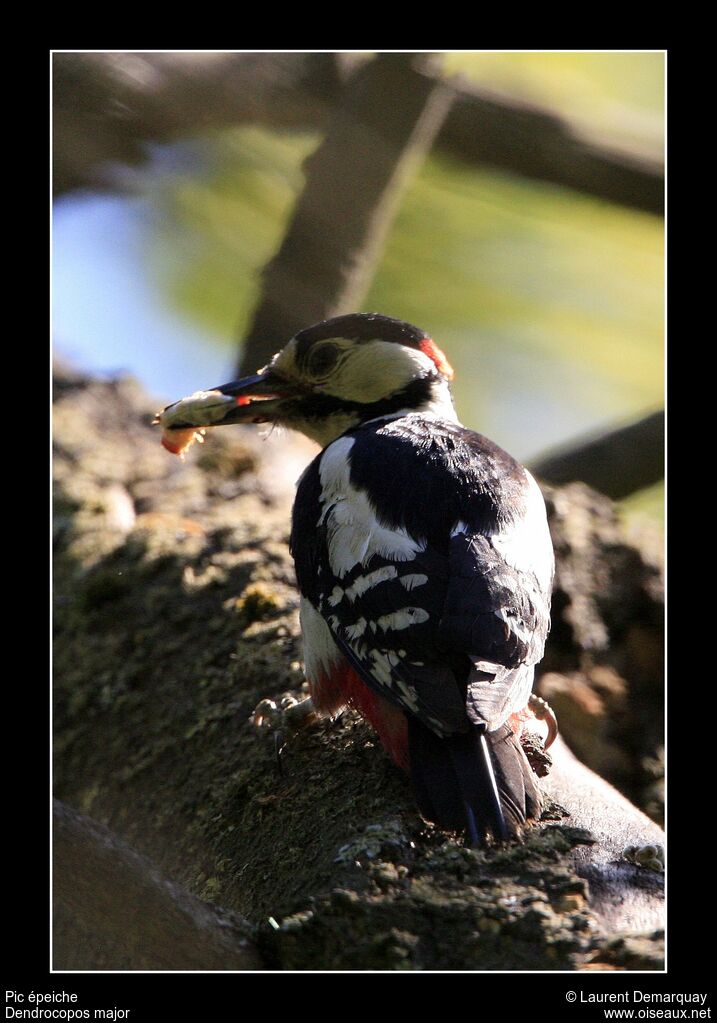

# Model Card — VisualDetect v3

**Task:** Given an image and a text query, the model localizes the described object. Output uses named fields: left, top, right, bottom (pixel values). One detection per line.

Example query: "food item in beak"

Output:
left=153, top=379, right=282, bottom=456
left=153, top=388, right=236, bottom=459
left=160, top=426, right=206, bottom=458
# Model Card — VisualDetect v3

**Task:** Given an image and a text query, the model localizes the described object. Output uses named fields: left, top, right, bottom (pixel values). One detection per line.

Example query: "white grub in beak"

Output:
left=159, top=426, right=206, bottom=459
left=153, top=389, right=235, bottom=459
left=153, top=386, right=279, bottom=458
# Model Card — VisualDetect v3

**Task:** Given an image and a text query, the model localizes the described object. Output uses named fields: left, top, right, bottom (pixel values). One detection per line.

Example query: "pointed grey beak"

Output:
left=209, top=369, right=299, bottom=425
left=214, top=372, right=279, bottom=400
left=155, top=369, right=299, bottom=433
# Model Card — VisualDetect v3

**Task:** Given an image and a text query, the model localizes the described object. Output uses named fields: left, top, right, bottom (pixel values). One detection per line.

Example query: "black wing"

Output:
left=291, top=416, right=552, bottom=737
left=440, top=530, right=551, bottom=730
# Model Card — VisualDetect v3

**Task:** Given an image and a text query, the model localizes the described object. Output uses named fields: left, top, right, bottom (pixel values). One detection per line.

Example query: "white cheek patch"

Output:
left=270, top=338, right=299, bottom=377
left=318, top=437, right=425, bottom=579
left=324, top=341, right=435, bottom=403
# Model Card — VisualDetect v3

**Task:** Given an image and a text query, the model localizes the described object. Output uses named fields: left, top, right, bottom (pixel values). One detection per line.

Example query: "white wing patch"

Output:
left=375, top=607, right=430, bottom=633
left=399, top=573, right=428, bottom=592
left=345, top=565, right=399, bottom=602
left=318, top=436, right=426, bottom=579
left=318, top=437, right=356, bottom=509
left=300, top=596, right=342, bottom=682
left=452, top=472, right=553, bottom=593
left=490, top=470, right=553, bottom=592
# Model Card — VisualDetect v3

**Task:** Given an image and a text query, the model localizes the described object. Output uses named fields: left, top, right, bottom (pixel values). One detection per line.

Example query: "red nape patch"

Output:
left=419, top=338, right=454, bottom=380
left=313, top=662, right=409, bottom=773
left=236, top=395, right=252, bottom=406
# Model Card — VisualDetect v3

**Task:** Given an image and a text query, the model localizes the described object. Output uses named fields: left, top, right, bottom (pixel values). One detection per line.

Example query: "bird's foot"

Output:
left=251, top=693, right=318, bottom=772
left=507, top=694, right=558, bottom=778
left=527, top=693, right=558, bottom=750
left=252, top=693, right=317, bottom=732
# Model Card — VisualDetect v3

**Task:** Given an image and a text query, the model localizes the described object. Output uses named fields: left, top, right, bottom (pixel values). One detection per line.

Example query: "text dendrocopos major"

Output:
left=155, top=313, right=555, bottom=844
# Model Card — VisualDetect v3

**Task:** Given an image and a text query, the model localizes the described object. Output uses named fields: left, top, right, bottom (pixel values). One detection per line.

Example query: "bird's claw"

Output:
left=528, top=693, right=558, bottom=750
left=253, top=694, right=317, bottom=774
left=252, top=697, right=289, bottom=732
left=252, top=693, right=317, bottom=733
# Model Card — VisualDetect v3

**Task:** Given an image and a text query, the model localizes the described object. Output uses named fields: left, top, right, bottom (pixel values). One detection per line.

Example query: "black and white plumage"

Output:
left=156, top=312, right=555, bottom=843
left=291, top=412, right=553, bottom=841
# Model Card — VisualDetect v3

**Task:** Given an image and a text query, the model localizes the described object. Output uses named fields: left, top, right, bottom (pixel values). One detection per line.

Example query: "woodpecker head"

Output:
left=156, top=313, right=457, bottom=451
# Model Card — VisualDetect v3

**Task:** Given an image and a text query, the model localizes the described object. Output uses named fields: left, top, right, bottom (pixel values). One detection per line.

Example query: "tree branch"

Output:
left=53, top=52, right=663, bottom=216
left=53, top=800, right=261, bottom=970
left=52, top=52, right=342, bottom=195
left=438, top=78, right=663, bottom=215
left=238, top=54, right=453, bottom=373
left=531, top=410, right=664, bottom=500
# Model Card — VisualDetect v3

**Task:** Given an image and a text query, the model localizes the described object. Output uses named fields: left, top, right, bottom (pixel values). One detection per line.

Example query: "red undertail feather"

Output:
left=312, top=662, right=409, bottom=773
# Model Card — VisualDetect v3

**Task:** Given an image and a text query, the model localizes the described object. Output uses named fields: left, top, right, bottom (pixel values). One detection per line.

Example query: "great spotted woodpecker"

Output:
left=156, top=313, right=555, bottom=844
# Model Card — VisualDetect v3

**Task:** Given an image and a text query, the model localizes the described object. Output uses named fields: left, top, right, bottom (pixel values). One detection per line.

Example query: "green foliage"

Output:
left=148, top=128, right=317, bottom=347
left=367, top=151, right=663, bottom=439
left=441, top=52, right=664, bottom=156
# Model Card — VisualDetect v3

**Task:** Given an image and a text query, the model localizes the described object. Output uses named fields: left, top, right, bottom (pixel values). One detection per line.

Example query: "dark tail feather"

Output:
left=447, top=727, right=508, bottom=844
left=488, top=722, right=543, bottom=829
left=408, top=718, right=542, bottom=845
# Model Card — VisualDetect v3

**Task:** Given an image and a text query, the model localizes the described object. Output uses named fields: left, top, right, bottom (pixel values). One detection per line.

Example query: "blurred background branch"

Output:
left=439, top=76, right=662, bottom=215
left=53, top=53, right=342, bottom=195
left=239, top=54, right=454, bottom=372
left=53, top=52, right=663, bottom=214
left=532, top=409, right=664, bottom=499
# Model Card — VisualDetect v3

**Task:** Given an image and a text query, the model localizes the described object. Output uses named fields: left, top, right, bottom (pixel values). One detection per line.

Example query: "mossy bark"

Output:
left=53, top=367, right=664, bottom=971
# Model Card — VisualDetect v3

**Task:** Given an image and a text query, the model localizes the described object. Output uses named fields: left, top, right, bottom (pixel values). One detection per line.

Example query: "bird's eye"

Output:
left=307, top=343, right=340, bottom=378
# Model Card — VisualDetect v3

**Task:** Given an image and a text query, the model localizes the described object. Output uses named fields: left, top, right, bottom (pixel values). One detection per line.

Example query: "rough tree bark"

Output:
left=52, top=367, right=664, bottom=971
